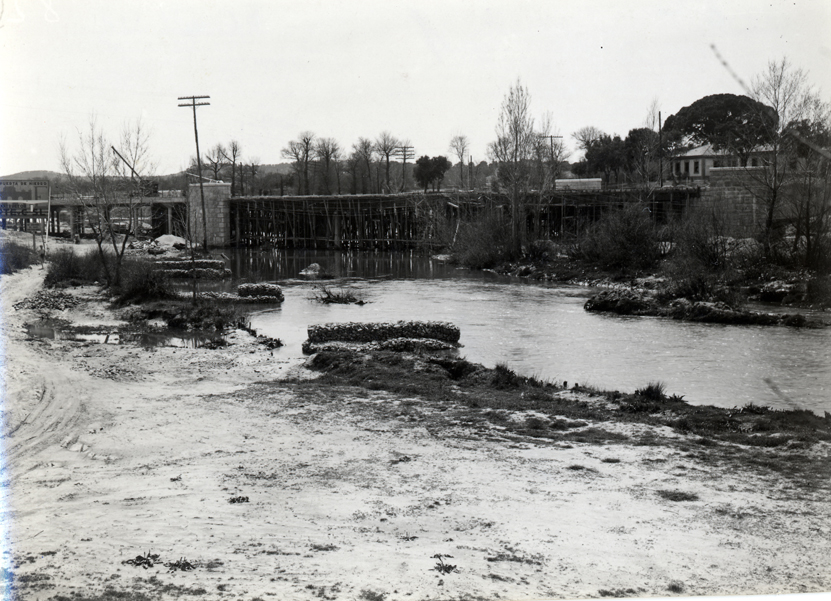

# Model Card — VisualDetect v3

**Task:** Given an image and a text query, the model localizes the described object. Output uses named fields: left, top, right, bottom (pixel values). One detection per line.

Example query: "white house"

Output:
left=671, top=144, right=767, bottom=181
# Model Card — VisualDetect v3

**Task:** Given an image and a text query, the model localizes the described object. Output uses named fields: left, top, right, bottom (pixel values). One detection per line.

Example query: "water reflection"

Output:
left=219, top=249, right=479, bottom=283
left=26, top=324, right=223, bottom=349
left=231, top=250, right=830, bottom=413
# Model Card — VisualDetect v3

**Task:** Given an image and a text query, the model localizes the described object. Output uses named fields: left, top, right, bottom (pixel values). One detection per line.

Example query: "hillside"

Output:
left=1, top=170, right=66, bottom=181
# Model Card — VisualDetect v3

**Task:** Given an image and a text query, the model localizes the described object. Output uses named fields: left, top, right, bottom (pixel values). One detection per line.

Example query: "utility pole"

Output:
left=394, top=145, right=415, bottom=192
left=539, top=134, right=564, bottom=236
left=658, top=111, right=663, bottom=188
left=178, top=95, right=210, bottom=251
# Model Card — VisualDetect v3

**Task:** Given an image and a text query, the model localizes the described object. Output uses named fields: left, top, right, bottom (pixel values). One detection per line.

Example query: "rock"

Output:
left=155, top=234, right=188, bottom=247
left=60, top=434, right=78, bottom=448
left=299, top=263, right=334, bottom=279
left=13, top=290, right=80, bottom=312
left=584, top=288, right=815, bottom=327
left=528, top=239, right=557, bottom=260
left=583, top=289, right=656, bottom=315
left=782, top=313, right=808, bottom=327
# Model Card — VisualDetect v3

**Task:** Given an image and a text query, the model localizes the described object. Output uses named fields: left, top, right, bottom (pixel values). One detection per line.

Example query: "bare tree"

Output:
left=204, top=143, right=227, bottom=181
left=346, top=150, right=361, bottom=194
left=315, top=137, right=341, bottom=195
left=281, top=132, right=315, bottom=195
left=783, top=96, right=831, bottom=267
left=449, top=134, right=469, bottom=189
left=221, top=140, right=242, bottom=195
left=59, top=116, right=155, bottom=287
left=572, top=126, right=604, bottom=155
left=247, top=158, right=261, bottom=195
left=375, top=131, right=400, bottom=193
left=747, top=57, right=825, bottom=252
left=643, top=97, right=661, bottom=131
left=533, top=113, right=569, bottom=191
left=488, top=79, right=535, bottom=254
left=353, top=138, right=375, bottom=193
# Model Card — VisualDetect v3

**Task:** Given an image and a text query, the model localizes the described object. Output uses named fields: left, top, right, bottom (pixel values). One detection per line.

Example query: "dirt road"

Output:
left=2, top=265, right=830, bottom=600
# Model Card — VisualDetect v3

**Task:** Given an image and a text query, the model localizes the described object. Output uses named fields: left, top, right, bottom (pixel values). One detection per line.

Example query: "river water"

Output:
left=220, top=250, right=831, bottom=414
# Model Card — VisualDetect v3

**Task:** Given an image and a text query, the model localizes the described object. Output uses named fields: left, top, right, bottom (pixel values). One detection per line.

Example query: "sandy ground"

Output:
left=2, top=259, right=831, bottom=600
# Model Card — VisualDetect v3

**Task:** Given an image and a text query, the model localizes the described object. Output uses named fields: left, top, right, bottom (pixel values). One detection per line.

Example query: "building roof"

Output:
left=677, top=143, right=772, bottom=158
left=677, top=144, right=724, bottom=158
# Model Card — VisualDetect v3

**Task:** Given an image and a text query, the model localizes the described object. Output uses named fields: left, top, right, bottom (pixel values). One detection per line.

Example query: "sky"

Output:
left=1, top=0, right=830, bottom=176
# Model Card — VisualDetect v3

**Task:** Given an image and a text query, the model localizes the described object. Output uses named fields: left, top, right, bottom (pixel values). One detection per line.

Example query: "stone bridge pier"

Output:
left=187, top=182, right=231, bottom=247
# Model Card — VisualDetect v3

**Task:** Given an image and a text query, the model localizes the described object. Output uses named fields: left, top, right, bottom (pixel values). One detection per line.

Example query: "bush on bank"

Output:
left=44, top=248, right=108, bottom=287
left=1, top=240, right=39, bottom=274
left=578, top=204, right=664, bottom=273
left=452, top=209, right=516, bottom=270
left=114, top=259, right=178, bottom=305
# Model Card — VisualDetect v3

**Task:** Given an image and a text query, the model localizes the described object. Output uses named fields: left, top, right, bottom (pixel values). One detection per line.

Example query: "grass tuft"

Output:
left=635, top=381, right=666, bottom=401
left=657, top=489, right=699, bottom=502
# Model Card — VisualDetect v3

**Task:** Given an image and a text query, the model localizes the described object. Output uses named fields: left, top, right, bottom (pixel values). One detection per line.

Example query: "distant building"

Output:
left=671, top=144, right=767, bottom=181
left=0, top=179, right=50, bottom=201
left=554, top=178, right=602, bottom=191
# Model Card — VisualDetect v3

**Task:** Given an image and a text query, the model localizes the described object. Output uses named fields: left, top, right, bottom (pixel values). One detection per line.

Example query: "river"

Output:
left=219, top=250, right=831, bottom=414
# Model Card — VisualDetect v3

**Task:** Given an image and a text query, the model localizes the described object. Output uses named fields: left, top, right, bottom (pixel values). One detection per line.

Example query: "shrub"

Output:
left=578, top=204, right=662, bottom=272
left=807, top=275, right=831, bottom=307
left=671, top=209, right=731, bottom=271
left=312, top=286, right=362, bottom=304
left=491, top=362, right=523, bottom=389
left=44, top=248, right=108, bottom=287
left=114, top=259, right=178, bottom=305
left=0, top=239, right=39, bottom=274
left=659, top=209, right=751, bottom=303
left=452, top=209, right=516, bottom=269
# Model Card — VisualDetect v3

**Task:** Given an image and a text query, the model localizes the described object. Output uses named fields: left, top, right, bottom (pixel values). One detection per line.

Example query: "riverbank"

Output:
left=483, top=247, right=831, bottom=328
left=3, top=264, right=831, bottom=600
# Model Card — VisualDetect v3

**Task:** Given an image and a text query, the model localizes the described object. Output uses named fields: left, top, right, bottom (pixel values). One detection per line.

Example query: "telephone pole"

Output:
left=658, top=111, right=663, bottom=188
left=178, top=95, right=210, bottom=250
left=394, top=145, right=415, bottom=192
left=539, top=134, right=564, bottom=235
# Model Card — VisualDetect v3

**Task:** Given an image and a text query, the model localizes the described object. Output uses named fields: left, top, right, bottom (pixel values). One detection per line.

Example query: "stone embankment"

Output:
left=153, top=258, right=232, bottom=280
left=584, top=289, right=819, bottom=327
left=302, top=320, right=461, bottom=354
left=198, top=283, right=284, bottom=304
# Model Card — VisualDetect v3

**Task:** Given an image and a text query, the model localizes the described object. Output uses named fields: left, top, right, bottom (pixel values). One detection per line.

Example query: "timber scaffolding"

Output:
left=228, top=187, right=700, bottom=249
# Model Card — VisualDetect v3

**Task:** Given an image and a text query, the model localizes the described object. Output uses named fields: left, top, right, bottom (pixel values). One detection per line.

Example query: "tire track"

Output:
left=4, top=374, right=84, bottom=467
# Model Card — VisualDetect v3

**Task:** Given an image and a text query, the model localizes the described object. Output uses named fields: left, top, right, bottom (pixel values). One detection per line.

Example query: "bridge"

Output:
left=1, top=181, right=701, bottom=248
left=190, top=183, right=700, bottom=249
left=0, top=191, right=187, bottom=239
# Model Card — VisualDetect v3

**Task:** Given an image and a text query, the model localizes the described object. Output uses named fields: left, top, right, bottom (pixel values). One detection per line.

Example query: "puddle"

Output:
left=25, top=323, right=226, bottom=349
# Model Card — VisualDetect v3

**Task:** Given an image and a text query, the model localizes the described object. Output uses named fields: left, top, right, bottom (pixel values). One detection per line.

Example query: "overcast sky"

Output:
left=2, top=0, right=830, bottom=177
